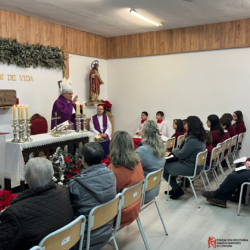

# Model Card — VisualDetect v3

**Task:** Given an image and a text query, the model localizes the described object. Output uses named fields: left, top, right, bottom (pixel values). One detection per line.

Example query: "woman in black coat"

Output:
left=0, top=158, right=74, bottom=250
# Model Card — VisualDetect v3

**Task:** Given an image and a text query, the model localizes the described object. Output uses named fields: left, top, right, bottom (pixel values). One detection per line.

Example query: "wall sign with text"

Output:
left=0, top=74, right=34, bottom=81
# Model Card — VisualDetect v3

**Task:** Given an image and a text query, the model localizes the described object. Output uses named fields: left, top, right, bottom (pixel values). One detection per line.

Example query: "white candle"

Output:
left=17, top=105, right=21, bottom=120
left=82, top=103, right=85, bottom=115
left=21, top=105, right=24, bottom=119
left=76, top=104, right=80, bottom=115
left=13, top=105, right=16, bottom=120
left=25, top=105, right=29, bottom=119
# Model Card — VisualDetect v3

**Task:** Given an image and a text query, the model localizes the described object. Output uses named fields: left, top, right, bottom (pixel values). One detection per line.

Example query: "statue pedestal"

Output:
left=85, top=100, right=103, bottom=106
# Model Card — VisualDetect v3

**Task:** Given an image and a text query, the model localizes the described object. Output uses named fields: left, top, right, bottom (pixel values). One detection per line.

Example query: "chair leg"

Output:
left=167, top=174, right=171, bottom=201
left=246, top=185, right=250, bottom=206
left=211, top=170, right=219, bottom=188
left=154, top=199, right=168, bottom=235
left=136, top=217, right=150, bottom=250
left=225, top=157, right=233, bottom=173
left=200, top=174, right=207, bottom=191
left=237, top=183, right=245, bottom=216
left=213, top=169, right=221, bottom=186
left=112, top=235, right=119, bottom=250
left=204, top=172, right=212, bottom=191
left=218, top=162, right=226, bottom=180
left=189, top=179, right=200, bottom=208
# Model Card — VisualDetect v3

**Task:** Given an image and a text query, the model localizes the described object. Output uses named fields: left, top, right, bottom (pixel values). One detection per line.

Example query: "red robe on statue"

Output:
left=89, top=69, right=101, bottom=100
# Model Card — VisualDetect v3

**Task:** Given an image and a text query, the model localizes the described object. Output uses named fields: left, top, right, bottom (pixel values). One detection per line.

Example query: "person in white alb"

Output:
left=90, top=104, right=112, bottom=140
left=136, top=111, right=148, bottom=135
left=156, top=111, right=168, bottom=136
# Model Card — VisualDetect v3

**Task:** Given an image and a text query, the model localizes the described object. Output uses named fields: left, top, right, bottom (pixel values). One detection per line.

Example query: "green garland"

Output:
left=0, top=37, right=66, bottom=70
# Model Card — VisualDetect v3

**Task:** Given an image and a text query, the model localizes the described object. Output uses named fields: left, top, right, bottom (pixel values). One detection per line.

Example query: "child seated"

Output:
left=220, top=118, right=231, bottom=140
left=172, top=119, right=185, bottom=147
left=136, top=111, right=148, bottom=136
left=156, top=111, right=167, bottom=136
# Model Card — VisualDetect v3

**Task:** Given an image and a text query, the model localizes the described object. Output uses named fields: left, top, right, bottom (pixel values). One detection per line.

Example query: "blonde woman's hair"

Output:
left=109, top=131, right=140, bottom=170
left=142, top=120, right=166, bottom=158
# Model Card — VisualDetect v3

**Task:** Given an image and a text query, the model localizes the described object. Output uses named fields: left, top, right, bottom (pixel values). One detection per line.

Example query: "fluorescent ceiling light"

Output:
left=129, top=8, right=161, bottom=27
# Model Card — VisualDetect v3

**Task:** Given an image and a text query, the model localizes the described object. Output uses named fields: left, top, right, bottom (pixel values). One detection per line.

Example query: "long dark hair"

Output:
left=208, top=115, right=224, bottom=139
left=186, top=116, right=206, bottom=142
left=220, top=113, right=233, bottom=122
left=234, top=110, right=244, bottom=124
left=173, top=119, right=184, bottom=132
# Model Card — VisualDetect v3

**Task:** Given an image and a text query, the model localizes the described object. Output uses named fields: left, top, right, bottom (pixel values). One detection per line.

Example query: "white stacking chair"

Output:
left=234, top=133, right=244, bottom=159
left=86, top=193, right=123, bottom=250
left=30, top=215, right=86, bottom=250
left=177, top=135, right=185, bottom=147
left=203, top=146, right=221, bottom=190
left=113, top=180, right=150, bottom=250
left=166, top=137, right=175, bottom=152
left=222, top=138, right=233, bottom=173
left=237, top=182, right=250, bottom=216
left=140, top=168, right=168, bottom=235
left=227, top=135, right=238, bottom=162
left=216, top=142, right=227, bottom=180
left=166, top=149, right=208, bottom=208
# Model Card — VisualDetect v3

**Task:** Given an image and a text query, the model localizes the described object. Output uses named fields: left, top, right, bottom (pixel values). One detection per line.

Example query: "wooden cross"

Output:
left=52, top=112, right=61, bottom=137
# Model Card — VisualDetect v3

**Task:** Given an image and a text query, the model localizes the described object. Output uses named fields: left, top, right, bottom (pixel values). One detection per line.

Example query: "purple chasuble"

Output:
left=93, top=114, right=109, bottom=140
left=51, top=95, right=77, bottom=130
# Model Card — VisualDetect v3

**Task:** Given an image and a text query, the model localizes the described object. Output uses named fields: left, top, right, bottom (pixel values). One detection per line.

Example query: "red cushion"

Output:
left=30, top=118, right=47, bottom=135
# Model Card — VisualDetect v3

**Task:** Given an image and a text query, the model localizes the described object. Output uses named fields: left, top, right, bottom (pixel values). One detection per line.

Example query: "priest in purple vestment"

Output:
left=90, top=104, right=112, bottom=140
left=51, top=78, right=79, bottom=130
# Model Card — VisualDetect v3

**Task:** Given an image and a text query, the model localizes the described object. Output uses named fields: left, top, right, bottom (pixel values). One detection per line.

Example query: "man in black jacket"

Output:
left=0, top=157, right=74, bottom=250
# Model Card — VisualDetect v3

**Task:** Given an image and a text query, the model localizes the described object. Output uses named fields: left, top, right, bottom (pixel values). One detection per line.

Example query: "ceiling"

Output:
left=1, top=0, right=250, bottom=37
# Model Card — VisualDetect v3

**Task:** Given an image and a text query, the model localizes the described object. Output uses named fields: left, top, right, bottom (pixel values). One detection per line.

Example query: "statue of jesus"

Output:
left=89, top=60, right=104, bottom=102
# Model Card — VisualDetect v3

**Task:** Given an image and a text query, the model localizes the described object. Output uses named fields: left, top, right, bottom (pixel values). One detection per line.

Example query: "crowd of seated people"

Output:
left=0, top=110, right=247, bottom=250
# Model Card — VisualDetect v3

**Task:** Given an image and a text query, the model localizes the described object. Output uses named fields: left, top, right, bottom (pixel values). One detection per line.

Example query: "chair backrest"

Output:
left=236, top=133, right=244, bottom=151
left=224, top=138, right=232, bottom=156
left=38, top=215, right=85, bottom=250
left=30, top=113, right=48, bottom=135
left=206, top=146, right=220, bottom=172
left=190, top=149, right=207, bottom=177
left=217, top=141, right=226, bottom=161
left=231, top=135, right=238, bottom=147
left=177, top=135, right=184, bottom=146
left=88, top=193, right=122, bottom=231
left=85, top=118, right=90, bottom=131
left=166, top=138, right=175, bottom=150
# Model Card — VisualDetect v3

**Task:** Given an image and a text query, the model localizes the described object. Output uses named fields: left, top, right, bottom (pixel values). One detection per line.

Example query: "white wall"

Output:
left=107, top=48, right=250, bottom=157
left=0, top=63, right=62, bottom=139
left=69, top=54, right=108, bottom=118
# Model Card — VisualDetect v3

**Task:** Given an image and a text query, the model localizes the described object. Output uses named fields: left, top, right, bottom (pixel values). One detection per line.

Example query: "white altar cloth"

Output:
left=0, top=134, right=6, bottom=189
left=4, top=131, right=94, bottom=181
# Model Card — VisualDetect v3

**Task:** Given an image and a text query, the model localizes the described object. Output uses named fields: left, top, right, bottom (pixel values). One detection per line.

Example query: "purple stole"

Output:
left=93, top=114, right=109, bottom=140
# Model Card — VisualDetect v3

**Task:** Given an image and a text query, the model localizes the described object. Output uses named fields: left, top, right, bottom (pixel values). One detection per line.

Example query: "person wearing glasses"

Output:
left=90, top=104, right=112, bottom=140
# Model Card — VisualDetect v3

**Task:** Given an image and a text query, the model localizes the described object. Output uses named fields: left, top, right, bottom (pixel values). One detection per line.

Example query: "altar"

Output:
left=4, top=131, right=94, bottom=192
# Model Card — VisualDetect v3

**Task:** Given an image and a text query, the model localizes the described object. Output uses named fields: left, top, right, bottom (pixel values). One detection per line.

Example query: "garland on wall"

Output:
left=0, top=37, right=66, bottom=70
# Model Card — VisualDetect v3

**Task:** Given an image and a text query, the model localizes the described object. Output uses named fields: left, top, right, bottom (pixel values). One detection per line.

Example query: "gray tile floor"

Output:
left=103, top=168, right=250, bottom=250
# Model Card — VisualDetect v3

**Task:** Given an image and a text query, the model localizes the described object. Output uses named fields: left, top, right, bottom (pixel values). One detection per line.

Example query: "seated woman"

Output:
left=163, top=116, right=206, bottom=199
left=172, top=119, right=186, bottom=147
left=0, top=158, right=74, bottom=250
left=108, top=131, right=144, bottom=227
left=207, top=115, right=224, bottom=147
left=135, top=120, right=166, bottom=203
left=202, top=158, right=250, bottom=208
left=220, top=118, right=231, bottom=140
left=220, top=113, right=236, bottom=137
left=233, top=110, right=246, bottom=135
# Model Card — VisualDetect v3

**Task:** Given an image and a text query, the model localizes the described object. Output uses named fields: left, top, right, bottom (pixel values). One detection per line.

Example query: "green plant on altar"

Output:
left=0, top=37, right=66, bottom=70
left=50, top=147, right=85, bottom=185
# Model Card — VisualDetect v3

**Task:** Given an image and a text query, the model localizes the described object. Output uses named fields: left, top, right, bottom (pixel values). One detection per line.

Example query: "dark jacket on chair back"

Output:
left=0, top=182, right=74, bottom=250
left=68, top=163, right=117, bottom=250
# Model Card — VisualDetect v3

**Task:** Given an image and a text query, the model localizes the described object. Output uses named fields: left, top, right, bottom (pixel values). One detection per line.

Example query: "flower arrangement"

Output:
left=95, top=134, right=105, bottom=142
left=0, top=189, right=18, bottom=212
left=101, top=155, right=110, bottom=166
left=51, top=147, right=84, bottom=185
left=101, top=100, right=112, bottom=114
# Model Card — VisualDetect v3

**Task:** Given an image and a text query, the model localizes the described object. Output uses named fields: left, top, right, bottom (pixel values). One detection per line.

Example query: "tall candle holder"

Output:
left=11, top=120, right=19, bottom=143
left=82, top=114, right=88, bottom=132
left=25, top=119, right=33, bottom=142
left=18, top=119, right=25, bottom=143
left=75, top=114, right=83, bottom=133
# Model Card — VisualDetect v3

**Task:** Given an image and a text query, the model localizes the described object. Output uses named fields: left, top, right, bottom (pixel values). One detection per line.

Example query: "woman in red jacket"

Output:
left=220, top=113, right=236, bottom=137
left=207, top=115, right=224, bottom=147
left=233, top=110, right=246, bottom=135
left=172, top=119, right=185, bottom=147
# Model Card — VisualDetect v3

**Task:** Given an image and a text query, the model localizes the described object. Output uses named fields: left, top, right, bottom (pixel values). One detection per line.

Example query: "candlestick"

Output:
left=11, top=120, right=19, bottom=142
left=21, top=105, right=24, bottom=120
left=18, top=119, right=25, bottom=143
left=25, top=105, right=29, bottom=119
left=18, top=105, right=21, bottom=120
left=13, top=105, right=17, bottom=120
left=76, top=103, right=80, bottom=115
left=25, top=118, right=33, bottom=142
left=75, top=114, right=83, bottom=133
left=82, top=103, right=85, bottom=115
left=82, top=114, right=88, bottom=132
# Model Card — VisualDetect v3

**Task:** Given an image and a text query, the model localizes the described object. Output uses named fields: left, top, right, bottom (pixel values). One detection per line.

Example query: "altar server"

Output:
left=156, top=111, right=167, bottom=136
left=51, top=78, right=79, bottom=130
left=136, top=111, right=148, bottom=135
left=90, top=104, right=112, bottom=140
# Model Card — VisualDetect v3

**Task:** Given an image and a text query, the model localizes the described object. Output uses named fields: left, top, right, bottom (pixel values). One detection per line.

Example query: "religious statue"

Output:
left=87, top=60, right=104, bottom=104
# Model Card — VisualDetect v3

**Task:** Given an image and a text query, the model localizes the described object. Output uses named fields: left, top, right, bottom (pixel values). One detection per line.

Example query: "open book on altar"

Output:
left=51, top=121, right=74, bottom=133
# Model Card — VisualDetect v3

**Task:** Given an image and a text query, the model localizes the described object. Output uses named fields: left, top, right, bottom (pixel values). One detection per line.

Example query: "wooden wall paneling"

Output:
left=30, top=17, right=39, bottom=45
left=204, top=24, right=213, bottom=50
left=228, top=21, right=236, bottom=48
left=0, top=10, right=8, bottom=38
left=131, top=33, right=139, bottom=57
left=7, top=12, right=17, bottom=40
left=184, top=27, right=192, bottom=52
left=198, top=25, right=205, bottom=51
left=236, top=19, right=247, bottom=47
left=40, top=20, right=50, bottom=46
left=246, top=19, right=250, bottom=47
left=16, top=14, right=27, bottom=44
